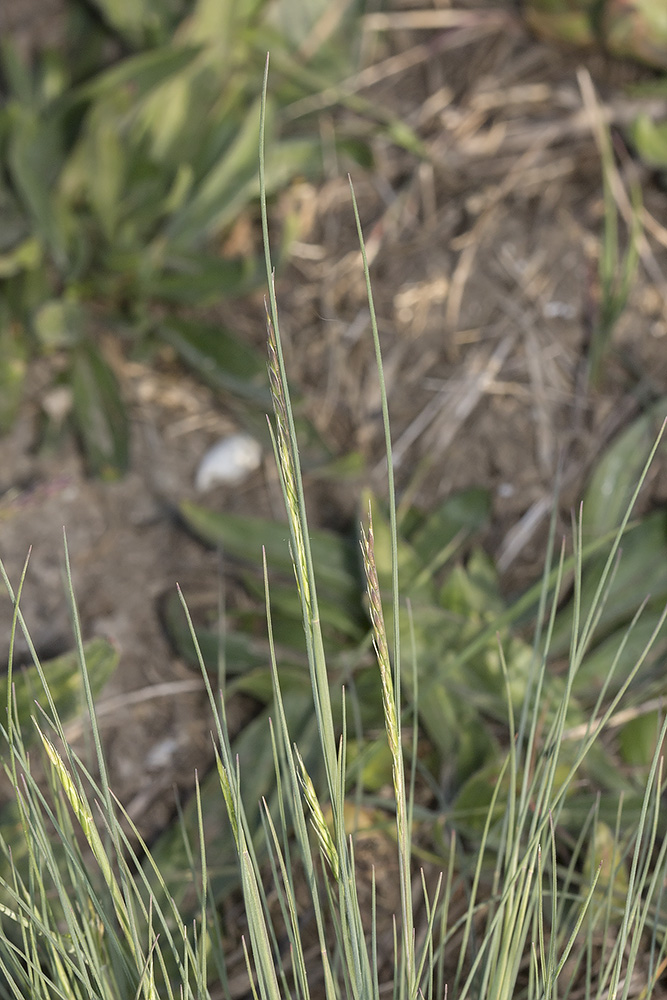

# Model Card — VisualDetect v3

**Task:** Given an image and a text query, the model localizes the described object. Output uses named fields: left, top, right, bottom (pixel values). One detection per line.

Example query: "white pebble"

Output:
left=195, top=433, right=262, bottom=491
left=543, top=300, right=576, bottom=320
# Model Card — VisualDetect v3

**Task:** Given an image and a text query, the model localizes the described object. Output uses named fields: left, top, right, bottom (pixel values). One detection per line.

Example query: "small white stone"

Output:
left=543, top=300, right=576, bottom=320
left=146, top=737, right=180, bottom=770
left=195, top=433, right=262, bottom=491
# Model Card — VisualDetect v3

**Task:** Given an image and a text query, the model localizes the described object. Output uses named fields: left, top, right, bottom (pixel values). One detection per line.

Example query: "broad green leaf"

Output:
left=33, top=299, right=85, bottom=350
left=631, top=114, right=667, bottom=169
left=157, top=317, right=269, bottom=404
left=0, top=41, right=34, bottom=105
left=364, top=490, right=436, bottom=603
left=559, top=788, right=666, bottom=831
left=4, top=253, right=52, bottom=317
left=161, top=589, right=279, bottom=676
left=6, top=637, right=119, bottom=746
left=133, top=57, right=224, bottom=167
left=417, top=671, right=494, bottom=783
left=336, top=137, right=375, bottom=170
left=75, top=44, right=202, bottom=103
left=157, top=315, right=330, bottom=465
left=346, top=739, right=393, bottom=793
left=146, top=253, right=261, bottom=304
left=6, top=103, right=69, bottom=267
left=307, top=450, right=365, bottom=481
left=0, top=181, right=31, bottom=258
left=582, top=397, right=667, bottom=539
left=267, top=0, right=343, bottom=46
left=70, top=342, right=130, bottom=480
left=452, top=757, right=511, bottom=833
left=80, top=107, right=126, bottom=241
left=185, top=0, right=264, bottom=52
left=453, top=752, right=587, bottom=836
left=129, top=4, right=254, bottom=170
left=550, top=511, right=667, bottom=658
left=439, top=547, right=503, bottom=617
left=619, top=710, right=661, bottom=768
left=583, top=821, right=629, bottom=913
left=230, top=663, right=309, bottom=703
left=241, top=571, right=365, bottom=640
left=573, top=610, right=667, bottom=697
left=63, top=91, right=178, bottom=247
left=179, top=501, right=360, bottom=609
left=0, top=236, right=42, bottom=279
left=407, top=488, right=490, bottom=569
left=86, top=0, right=177, bottom=46
left=165, top=98, right=321, bottom=245
left=0, top=323, right=27, bottom=433
left=163, top=96, right=267, bottom=244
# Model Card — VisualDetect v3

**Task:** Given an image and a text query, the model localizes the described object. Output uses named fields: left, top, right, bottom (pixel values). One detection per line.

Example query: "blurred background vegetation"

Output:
left=2, top=0, right=667, bottom=476
left=0, top=0, right=378, bottom=476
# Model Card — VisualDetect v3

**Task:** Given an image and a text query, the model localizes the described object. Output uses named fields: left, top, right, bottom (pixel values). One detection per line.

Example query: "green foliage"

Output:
left=0, top=635, right=118, bottom=752
left=0, top=318, right=27, bottom=432
left=175, top=398, right=667, bottom=815
left=0, top=0, right=370, bottom=477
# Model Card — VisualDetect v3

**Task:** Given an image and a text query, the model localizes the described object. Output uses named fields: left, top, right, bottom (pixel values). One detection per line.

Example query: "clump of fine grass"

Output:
left=0, top=57, right=666, bottom=1000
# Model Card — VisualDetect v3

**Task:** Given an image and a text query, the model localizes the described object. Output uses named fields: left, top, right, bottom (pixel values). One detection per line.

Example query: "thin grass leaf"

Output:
left=346, top=171, right=419, bottom=999
left=294, top=747, right=339, bottom=880
left=261, top=71, right=375, bottom=1000
left=261, top=549, right=338, bottom=1000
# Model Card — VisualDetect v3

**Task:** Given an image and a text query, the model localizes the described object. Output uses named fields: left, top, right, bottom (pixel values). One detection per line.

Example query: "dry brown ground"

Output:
left=1, top=2, right=667, bottom=994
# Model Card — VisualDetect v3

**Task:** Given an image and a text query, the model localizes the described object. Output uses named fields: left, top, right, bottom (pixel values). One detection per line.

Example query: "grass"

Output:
left=1, top=61, right=667, bottom=1000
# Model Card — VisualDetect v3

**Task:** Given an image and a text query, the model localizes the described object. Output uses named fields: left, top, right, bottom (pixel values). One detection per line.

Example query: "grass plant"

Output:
left=1, top=62, right=667, bottom=1000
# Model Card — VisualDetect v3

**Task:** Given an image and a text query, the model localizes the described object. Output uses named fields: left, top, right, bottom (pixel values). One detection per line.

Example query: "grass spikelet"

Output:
left=37, top=729, right=134, bottom=947
left=294, top=746, right=340, bottom=881
left=360, top=510, right=400, bottom=776
left=361, top=504, right=415, bottom=997
left=265, top=300, right=312, bottom=621
left=215, top=748, right=240, bottom=851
